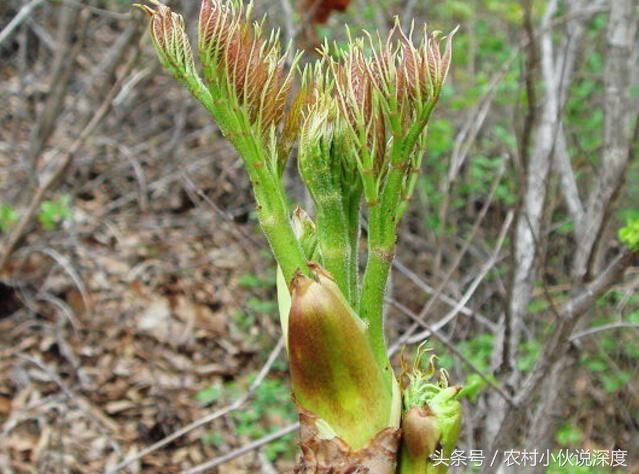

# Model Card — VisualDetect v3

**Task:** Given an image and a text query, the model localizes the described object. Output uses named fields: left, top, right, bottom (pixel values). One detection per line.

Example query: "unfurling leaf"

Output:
left=398, top=345, right=463, bottom=473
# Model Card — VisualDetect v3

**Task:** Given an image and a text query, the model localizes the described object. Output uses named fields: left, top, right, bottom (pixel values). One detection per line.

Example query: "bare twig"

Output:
left=392, top=159, right=509, bottom=350
left=181, top=422, right=299, bottom=474
left=484, top=249, right=637, bottom=471
left=60, top=0, right=131, bottom=20
left=0, top=49, right=139, bottom=273
left=21, top=246, right=91, bottom=316
left=483, top=0, right=603, bottom=446
left=14, top=353, right=125, bottom=460
left=278, top=0, right=295, bottom=48
left=105, top=337, right=285, bottom=474
left=570, top=322, right=639, bottom=341
left=392, top=259, right=497, bottom=332
left=433, top=52, right=515, bottom=276
left=401, top=0, right=419, bottom=31
left=396, top=211, right=513, bottom=348
left=0, top=0, right=47, bottom=47
left=25, top=3, right=84, bottom=175
left=388, top=298, right=516, bottom=406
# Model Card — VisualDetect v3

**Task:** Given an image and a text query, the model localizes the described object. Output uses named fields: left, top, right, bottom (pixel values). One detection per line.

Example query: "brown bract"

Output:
left=305, top=0, right=352, bottom=24
left=401, top=406, right=440, bottom=460
left=294, top=408, right=400, bottom=474
left=287, top=264, right=393, bottom=450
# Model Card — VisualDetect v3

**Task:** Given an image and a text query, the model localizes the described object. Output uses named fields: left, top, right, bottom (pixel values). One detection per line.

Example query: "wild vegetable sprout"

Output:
left=139, top=0, right=461, bottom=471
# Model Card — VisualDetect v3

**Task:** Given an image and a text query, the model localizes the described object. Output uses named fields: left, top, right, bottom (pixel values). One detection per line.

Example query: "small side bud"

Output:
left=291, top=207, right=318, bottom=259
left=401, top=406, right=440, bottom=460
left=398, top=344, right=463, bottom=472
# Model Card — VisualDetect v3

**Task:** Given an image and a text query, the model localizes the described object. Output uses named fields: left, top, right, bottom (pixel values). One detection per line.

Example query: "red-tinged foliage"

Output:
left=307, top=0, right=351, bottom=24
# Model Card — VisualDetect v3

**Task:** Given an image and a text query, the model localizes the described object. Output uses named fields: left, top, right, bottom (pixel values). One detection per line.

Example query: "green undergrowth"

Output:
left=196, top=373, right=297, bottom=462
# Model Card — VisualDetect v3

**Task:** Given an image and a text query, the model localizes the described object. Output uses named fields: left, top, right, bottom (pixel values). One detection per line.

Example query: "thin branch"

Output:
left=278, top=0, right=295, bottom=48
left=396, top=210, right=513, bottom=348
left=0, top=0, right=47, bottom=47
left=0, top=49, right=139, bottom=272
left=388, top=298, right=516, bottom=407
left=21, top=246, right=91, bottom=316
left=484, top=249, right=637, bottom=466
left=401, top=0, right=419, bottom=31
left=392, top=259, right=497, bottom=332
left=105, top=337, right=285, bottom=474
left=553, top=124, right=584, bottom=222
left=392, top=160, right=510, bottom=350
left=181, top=423, right=299, bottom=474
left=517, top=0, right=537, bottom=172
left=434, top=55, right=514, bottom=276
left=570, top=322, right=639, bottom=341
left=14, top=353, right=125, bottom=460
left=573, top=0, right=637, bottom=280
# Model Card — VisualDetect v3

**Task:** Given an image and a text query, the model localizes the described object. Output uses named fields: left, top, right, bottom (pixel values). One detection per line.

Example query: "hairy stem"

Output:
left=314, top=193, right=353, bottom=301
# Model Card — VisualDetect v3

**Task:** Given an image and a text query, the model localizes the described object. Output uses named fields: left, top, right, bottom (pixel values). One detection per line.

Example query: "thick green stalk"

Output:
left=314, top=193, right=353, bottom=302
left=344, top=186, right=361, bottom=308
left=256, top=188, right=309, bottom=283
left=299, top=140, right=354, bottom=301
left=359, top=146, right=405, bottom=377
left=359, top=236, right=395, bottom=383
left=234, top=135, right=309, bottom=283
left=359, top=102, right=437, bottom=372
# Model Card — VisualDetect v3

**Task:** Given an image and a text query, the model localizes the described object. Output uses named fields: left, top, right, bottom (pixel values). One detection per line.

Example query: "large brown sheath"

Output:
left=294, top=409, right=401, bottom=474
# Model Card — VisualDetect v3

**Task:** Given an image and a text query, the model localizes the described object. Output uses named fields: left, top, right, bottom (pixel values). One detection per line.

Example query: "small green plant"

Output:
left=232, top=309, right=256, bottom=332
left=238, top=272, right=275, bottom=289
left=0, top=203, right=18, bottom=233
left=38, top=194, right=72, bottom=231
left=202, top=431, right=224, bottom=447
left=555, top=423, right=583, bottom=447
left=197, top=375, right=297, bottom=461
left=618, top=217, right=639, bottom=251
left=194, top=385, right=223, bottom=406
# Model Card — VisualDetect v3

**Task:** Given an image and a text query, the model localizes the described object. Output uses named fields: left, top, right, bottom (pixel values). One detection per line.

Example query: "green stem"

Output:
left=398, top=444, right=428, bottom=474
left=298, top=141, right=354, bottom=301
left=190, top=75, right=309, bottom=284
left=314, top=193, right=353, bottom=302
left=359, top=103, right=438, bottom=367
left=344, top=187, right=361, bottom=309
left=359, top=146, right=404, bottom=379
left=234, top=134, right=309, bottom=283
left=255, top=183, right=308, bottom=283
left=359, top=236, right=395, bottom=383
